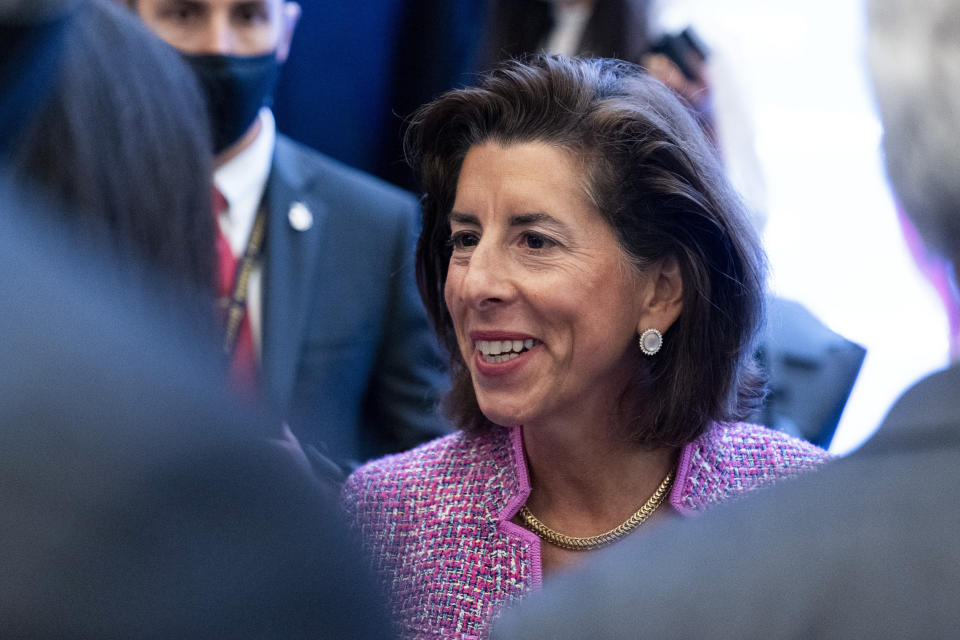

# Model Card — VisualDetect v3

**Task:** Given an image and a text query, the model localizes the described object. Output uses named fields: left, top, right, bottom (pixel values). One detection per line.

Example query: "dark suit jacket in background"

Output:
left=262, top=134, right=448, bottom=464
left=0, top=177, right=391, bottom=639
left=492, top=365, right=960, bottom=639
left=373, top=0, right=488, bottom=189
left=273, top=0, right=487, bottom=191
left=754, top=296, right=866, bottom=448
left=273, top=0, right=403, bottom=173
left=479, top=0, right=651, bottom=70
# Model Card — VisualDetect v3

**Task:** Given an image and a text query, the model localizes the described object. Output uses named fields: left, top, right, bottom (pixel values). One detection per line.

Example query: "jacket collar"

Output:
left=495, top=426, right=543, bottom=590
left=496, top=425, right=693, bottom=523
left=492, top=425, right=699, bottom=590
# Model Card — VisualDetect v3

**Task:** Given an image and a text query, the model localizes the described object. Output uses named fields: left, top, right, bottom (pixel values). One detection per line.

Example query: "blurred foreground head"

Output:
left=868, top=0, right=960, bottom=271
left=5, top=0, right=216, bottom=304
left=0, top=179, right=390, bottom=639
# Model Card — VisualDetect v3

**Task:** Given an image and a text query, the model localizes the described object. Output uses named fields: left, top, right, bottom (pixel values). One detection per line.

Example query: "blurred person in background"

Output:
left=124, top=0, right=448, bottom=464
left=490, top=0, right=960, bottom=636
left=0, top=1, right=391, bottom=636
left=343, top=55, right=829, bottom=640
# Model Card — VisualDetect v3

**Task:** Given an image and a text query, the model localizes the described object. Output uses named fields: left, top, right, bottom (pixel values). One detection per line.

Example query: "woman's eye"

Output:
left=450, top=232, right=479, bottom=250
left=523, top=233, right=554, bottom=250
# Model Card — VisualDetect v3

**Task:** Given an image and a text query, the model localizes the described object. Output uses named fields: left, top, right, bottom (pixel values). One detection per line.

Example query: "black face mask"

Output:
left=182, top=52, right=280, bottom=154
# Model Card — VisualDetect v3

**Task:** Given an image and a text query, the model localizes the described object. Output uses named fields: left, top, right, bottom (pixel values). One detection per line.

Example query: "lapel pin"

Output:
left=288, top=201, right=313, bottom=232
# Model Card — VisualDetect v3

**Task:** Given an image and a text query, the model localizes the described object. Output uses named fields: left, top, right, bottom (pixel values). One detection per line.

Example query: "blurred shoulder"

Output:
left=673, top=422, right=831, bottom=515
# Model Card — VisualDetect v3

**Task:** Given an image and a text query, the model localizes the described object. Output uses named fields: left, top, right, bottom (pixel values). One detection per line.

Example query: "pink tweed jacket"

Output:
left=342, top=423, right=829, bottom=640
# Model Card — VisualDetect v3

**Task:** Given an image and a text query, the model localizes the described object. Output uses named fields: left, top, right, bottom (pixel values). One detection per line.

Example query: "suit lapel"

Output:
left=261, top=137, right=328, bottom=412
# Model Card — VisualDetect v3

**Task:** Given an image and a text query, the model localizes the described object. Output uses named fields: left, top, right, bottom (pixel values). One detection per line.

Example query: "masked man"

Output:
left=126, top=0, right=447, bottom=464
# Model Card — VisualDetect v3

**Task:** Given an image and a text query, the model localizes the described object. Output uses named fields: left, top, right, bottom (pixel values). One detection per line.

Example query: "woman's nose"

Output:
left=455, top=243, right=516, bottom=308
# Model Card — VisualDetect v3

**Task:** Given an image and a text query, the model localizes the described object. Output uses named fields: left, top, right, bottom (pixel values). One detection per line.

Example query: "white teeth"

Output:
left=486, top=352, right=520, bottom=364
left=475, top=338, right=540, bottom=359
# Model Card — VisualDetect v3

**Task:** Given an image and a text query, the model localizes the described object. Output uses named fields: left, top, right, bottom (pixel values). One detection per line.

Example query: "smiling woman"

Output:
left=445, top=141, right=651, bottom=433
left=342, top=55, right=830, bottom=640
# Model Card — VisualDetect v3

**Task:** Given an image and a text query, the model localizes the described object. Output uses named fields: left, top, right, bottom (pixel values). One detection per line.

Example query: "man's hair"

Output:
left=406, top=55, right=766, bottom=447
left=868, top=0, right=960, bottom=261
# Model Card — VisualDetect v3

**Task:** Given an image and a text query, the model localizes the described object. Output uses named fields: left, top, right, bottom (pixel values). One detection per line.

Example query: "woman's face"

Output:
left=444, top=141, right=650, bottom=429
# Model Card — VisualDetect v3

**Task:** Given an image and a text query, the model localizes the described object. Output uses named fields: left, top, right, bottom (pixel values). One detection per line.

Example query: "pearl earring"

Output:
left=638, top=328, right=663, bottom=356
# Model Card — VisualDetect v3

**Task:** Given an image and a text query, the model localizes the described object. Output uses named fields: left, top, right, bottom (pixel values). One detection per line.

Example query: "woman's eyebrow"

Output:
left=449, top=212, right=480, bottom=226
left=448, top=212, right=572, bottom=233
left=509, top=212, right=571, bottom=233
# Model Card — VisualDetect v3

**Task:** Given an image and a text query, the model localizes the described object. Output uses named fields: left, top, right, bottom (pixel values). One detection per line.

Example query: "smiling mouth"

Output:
left=474, top=339, right=542, bottom=363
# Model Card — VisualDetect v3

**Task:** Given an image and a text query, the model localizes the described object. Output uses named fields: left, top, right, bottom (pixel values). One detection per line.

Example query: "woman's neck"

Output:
left=520, top=418, right=677, bottom=533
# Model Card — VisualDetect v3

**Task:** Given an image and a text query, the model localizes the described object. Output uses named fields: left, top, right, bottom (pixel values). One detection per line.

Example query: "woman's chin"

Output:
left=477, top=405, right=527, bottom=430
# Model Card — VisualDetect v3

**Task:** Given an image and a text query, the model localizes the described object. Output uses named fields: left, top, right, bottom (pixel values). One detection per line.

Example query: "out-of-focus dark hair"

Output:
left=8, top=0, right=215, bottom=300
left=406, top=55, right=765, bottom=447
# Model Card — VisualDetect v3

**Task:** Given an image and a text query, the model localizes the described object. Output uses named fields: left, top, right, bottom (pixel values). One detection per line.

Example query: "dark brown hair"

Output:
left=406, top=55, right=765, bottom=448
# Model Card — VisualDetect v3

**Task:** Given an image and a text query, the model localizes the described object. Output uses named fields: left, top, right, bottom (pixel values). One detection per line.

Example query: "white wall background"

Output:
left=653, top=0, right=949, bottom=455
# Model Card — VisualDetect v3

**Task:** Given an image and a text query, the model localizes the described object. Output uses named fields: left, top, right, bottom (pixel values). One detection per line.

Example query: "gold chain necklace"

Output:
left=518, top=472, right=674, bottom=552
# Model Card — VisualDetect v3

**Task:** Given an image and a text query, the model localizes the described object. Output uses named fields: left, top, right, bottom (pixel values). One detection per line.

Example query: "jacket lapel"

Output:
left=261, top=137, right=328, bottom=412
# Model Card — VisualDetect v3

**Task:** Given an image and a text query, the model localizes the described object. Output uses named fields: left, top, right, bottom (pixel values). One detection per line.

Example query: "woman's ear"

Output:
left=636, top=254, right=683, bottom=334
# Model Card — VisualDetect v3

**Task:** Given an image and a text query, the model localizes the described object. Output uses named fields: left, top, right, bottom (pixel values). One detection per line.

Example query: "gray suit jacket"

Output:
left=261, top=135, right=448, bottom=463
left=493, top=365, right=960, bottom=639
